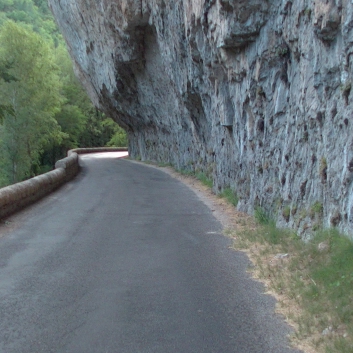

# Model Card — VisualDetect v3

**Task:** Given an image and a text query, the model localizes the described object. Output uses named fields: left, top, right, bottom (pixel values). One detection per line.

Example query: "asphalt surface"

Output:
left=0, top=152, right=302, bottom=353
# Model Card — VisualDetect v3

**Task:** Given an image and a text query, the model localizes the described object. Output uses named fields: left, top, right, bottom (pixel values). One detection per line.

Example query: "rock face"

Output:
left=49, top=0, right=353, bottom=238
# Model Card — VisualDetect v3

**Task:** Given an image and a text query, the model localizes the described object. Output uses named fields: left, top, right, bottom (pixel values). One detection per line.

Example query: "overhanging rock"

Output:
left=49, top=0, right=353, bottom=238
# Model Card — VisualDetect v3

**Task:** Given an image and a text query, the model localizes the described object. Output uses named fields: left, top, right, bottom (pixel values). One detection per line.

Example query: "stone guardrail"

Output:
left=0, top=147, right=128, bottom=220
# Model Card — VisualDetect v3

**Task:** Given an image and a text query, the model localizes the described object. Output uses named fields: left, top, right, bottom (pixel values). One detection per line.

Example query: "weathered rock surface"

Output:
left=49, top=0, right=353, bottom=238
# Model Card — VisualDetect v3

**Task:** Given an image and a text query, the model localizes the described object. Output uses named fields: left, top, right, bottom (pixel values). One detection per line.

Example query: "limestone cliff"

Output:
left=49, top=0, right=353, bottom=238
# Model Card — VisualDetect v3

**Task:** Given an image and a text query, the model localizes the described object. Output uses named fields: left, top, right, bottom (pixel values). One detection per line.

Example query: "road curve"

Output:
left=0, top=153, right=302, bottom=353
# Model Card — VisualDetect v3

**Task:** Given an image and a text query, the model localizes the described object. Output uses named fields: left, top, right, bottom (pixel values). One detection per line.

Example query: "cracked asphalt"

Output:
left=0, top=152, right=303, bottom=353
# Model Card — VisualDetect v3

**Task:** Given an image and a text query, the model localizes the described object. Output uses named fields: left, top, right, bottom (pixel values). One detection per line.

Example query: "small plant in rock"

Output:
left=341, top=82, right=351, bottom=104
left=319, top=157, right=328, bottom=183
left=276, top=46, right=289, bottom=57
left=340, top=82, right=351, bottom=93
left=282, top=206, right=291, bottom=222
left=256, top=86, right=265, bottom=98
left=312, top=223, right=321, bottom=231
left=291, top=206, right=297, bottom=216
left=310, top=201, right=323, bottom=219
left=304, top=7, right=312, bottom=18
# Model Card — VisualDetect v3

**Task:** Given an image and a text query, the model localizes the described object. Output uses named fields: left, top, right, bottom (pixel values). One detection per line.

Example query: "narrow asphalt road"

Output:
left=0, top=153, right=302, bottom=353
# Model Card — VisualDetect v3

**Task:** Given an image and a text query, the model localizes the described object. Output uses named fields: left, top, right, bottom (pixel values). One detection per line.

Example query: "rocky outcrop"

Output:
left=49, top=0, right=353, bottom=238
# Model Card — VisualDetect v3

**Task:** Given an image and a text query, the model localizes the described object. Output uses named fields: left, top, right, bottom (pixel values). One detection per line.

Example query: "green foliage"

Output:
left=235, top=223, right=353, bottom=352
left=0, top=21, right=63, bottom=184
left=179, top=169, right=195, bottom=177
left=262, top=223, right=288, bottom=245
left=310, top=201, right=324, bottom=219
left=0, top=103, right=14, bottom=123
left=0, top=60, right=17, bottom=122
left=304, top=8, right=312, bottom=17
left=0, top=4, right=127, bottom=185
left=52, top=45, right=127, bottom=149
left=296, top=229, right=353, bottom=351
left=254, top=206, right=271, bottom=225
left=282, top=206, right=291, bottom=222
left=176, top=169, right=213, bottom=188
left=157, top=162, right=172, bottom=167
left=104, top=118, right=128, bottom=147
left=195, top=172, right=213, bottom=188
left=78, top=110, right=119, bottom=148
left=307, top=230, right=353, bottom=315
left=219, top=187, right=238, bottom=207
left=0, top=0, right=61, bottom=44
left=320, top=157, right=328, bottom=183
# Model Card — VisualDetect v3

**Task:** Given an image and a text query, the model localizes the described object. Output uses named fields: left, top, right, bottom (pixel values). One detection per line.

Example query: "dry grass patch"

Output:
left=230, top=222, right=353, bottom=353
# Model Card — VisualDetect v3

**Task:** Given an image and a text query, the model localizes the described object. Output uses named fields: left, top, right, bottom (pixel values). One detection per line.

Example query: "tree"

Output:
left=103, top=118, right=128, bottom=147
left=0, top=21, right=63, bottom=184
left=53, top=45, right=126, bottom=149
left=0, top=60, right=16, bottom=122
left=0, top=0, right=62, bottom=46
left=0, top=4, right=128, bottom=184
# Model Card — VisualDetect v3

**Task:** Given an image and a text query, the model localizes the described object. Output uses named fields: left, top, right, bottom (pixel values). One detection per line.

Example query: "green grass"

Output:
left=219, top=187, right=238, bottom=206
left=195, top=172, right=213, bottom=188
left=177, top=169, right=213, bottom=188
left=232, top=224, right=353, bottom=353
left=254, top=206, right=271, bottom=225
left=305, top=230, right=353, bottom=319
left=157, top=162, right=172, bottom=167
left=178, top=169, right=195, bottom=177
left=294, top=229, right=353, bottom=352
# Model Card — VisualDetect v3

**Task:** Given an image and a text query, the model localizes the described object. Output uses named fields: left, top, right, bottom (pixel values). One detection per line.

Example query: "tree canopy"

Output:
left=0, top=1, right=127, bottom=187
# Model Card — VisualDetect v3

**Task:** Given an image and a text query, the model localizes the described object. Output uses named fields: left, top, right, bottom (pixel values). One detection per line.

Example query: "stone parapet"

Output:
left=0, top=148, right=128, bottom=219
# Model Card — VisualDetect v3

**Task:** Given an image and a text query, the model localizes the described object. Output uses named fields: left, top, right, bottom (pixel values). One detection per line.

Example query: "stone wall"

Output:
left=0, top=153, right=79, bottom=219
left=49, top=0, right=353, bottom=238
left=0, top=148, right=128, bottom=219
